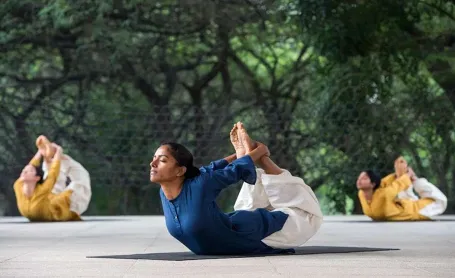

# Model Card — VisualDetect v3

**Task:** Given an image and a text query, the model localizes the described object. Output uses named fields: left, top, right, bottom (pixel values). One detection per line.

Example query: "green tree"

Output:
left=298, top=0, right=455, bottom=213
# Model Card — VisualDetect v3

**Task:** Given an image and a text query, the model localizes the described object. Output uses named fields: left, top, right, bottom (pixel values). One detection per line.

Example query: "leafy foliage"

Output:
left=0, top=0, right=454, bottom=216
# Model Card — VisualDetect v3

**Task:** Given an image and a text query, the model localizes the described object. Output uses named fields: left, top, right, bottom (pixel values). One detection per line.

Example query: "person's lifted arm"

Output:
left=388, top=158, right=413, bottom=195
left=203, top=143, right=269, bottom=199
left=28, top=150, right=42, bottom=167
left=38, top=143, right=63, bottom=194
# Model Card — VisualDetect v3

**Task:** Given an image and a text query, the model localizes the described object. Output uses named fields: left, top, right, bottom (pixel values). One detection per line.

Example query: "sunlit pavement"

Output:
left=1, top=215, right=454, bottom=277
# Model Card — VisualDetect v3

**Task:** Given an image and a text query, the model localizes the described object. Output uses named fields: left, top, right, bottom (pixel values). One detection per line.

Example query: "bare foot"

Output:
left=394, top=156, right=408, bottom=177
left=237, top=122, right=257, bottom=152
left=36, top=135, right=54, bottom=161
left=230, top=124, right=245, bottom=158
left=36, top=135, right=50, bottom=150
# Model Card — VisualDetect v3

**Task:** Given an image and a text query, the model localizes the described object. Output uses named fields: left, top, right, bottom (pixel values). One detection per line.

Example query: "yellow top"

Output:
left=14, top=156, right=80, bottom=222
left=358, top=173, right=432, bottom=221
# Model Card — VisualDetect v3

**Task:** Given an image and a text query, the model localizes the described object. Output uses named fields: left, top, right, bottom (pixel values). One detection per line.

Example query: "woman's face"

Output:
left=356, top=172, right=373, bottom=190
left=20, top=165, right=40, bottom=183
left=149, top=145, right=185, bottom=183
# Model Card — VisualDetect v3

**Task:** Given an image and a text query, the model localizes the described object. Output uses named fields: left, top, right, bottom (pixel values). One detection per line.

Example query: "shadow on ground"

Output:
left=324, top=219, right=455, bottom=223
left=88, top=246, right=399, bottom=261
left=0, top=218, right=133, bottom=224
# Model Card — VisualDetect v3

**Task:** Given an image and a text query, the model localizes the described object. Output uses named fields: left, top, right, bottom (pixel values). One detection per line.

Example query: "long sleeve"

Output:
left=29, top=156, right=41, bottom=167
left=201, top=155, right=257, bottom=199
left=386, top=174, right=412, bottom=196
left=199, top=159, right=229, bottom=173
left=357, top=191, right=373, bottom=217
left=13, top=179, right=26, bottom=216
left=13, top=178, right=22, bottom=193
left=41, top=159, right=67, bottom=193
left=38, top=158, right=61, bottom=195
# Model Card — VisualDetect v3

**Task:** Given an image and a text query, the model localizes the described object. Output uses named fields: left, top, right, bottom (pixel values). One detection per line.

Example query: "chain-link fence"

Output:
left=1, top=1, right=455, bottom=217
left=1, top=101, right=454, bottom=216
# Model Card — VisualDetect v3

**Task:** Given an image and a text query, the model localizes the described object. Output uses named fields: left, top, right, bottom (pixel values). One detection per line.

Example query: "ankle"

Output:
left=260, top=156, right=283, bottom=175
left=256, top=159, right=266, bottom=169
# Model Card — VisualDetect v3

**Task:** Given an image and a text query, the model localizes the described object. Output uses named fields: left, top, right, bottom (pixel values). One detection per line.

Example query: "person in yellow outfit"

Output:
left=13, top=142, right=81, bottom=222
left=356, top=156, right=447, bottom=221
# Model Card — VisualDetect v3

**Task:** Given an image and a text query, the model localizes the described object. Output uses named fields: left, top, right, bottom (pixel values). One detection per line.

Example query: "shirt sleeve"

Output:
left=13, top=179, right=26, bottom=216
left=29, top=156, right=41, bottom=167
left=385, top=174, right=412, bottom=196
left=200, top=155, right=257, bottom=200
left=13, top=179, right=23, bottom=199
left=357, top=191, right=372, bottom=217
left=38, top=158, right=61, bottom=195
left=199, top=159, right=230, bottom=173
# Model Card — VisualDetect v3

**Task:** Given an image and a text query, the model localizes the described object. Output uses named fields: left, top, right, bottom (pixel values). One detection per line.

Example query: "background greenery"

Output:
left=1, top=0, right=454, bottom=216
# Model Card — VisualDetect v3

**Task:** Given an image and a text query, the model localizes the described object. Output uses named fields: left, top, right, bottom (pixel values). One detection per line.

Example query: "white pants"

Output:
left=234, top=169, right=324, bottom=249
left=43, top=155, right=92, bottom=215
left=397, top=178, right=447, bottom=218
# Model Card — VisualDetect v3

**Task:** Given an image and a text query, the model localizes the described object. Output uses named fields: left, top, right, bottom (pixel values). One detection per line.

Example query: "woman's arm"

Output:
left=13, top=151, right=41, bottom=195
left=39, top=143, right=63, bottom=193
left=357, top=191, right=373, bottom=217
left=199, top=153, right=237, bottom=173
left=48, top=143, right=63, bottom=176
left=211, top=143, right=268, bottom=186
left=28, top=150, right=42, bottom=167
left=201, top=155, right=256, bottom=199
left=202, top=143, right=269, bottom=199
left=387, top=174, right=413, bottom=196
left=223, top=153, right=237, bottom=164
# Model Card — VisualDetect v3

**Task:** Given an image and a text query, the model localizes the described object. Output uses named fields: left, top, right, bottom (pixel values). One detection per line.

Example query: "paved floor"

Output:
left=0, top=215, right=454, bottom=277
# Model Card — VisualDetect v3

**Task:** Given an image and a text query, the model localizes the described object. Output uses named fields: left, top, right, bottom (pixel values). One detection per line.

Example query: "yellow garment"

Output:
left=13, top=156, right=81, bottom=222
left=358, top=174, right=434, bottom=221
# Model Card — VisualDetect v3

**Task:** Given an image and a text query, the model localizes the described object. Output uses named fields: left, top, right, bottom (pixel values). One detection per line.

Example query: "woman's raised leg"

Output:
left=231, top=123, right=271, bottom=211
left=236, top=122, right=323, bottom=248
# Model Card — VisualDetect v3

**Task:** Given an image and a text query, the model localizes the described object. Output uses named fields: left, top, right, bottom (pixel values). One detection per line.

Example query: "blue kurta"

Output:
left=159, top=155, right=291, bottom=255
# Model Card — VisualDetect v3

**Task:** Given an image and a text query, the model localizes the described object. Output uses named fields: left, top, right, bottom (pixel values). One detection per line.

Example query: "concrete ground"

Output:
left=0, top=215, right=454, bottom=277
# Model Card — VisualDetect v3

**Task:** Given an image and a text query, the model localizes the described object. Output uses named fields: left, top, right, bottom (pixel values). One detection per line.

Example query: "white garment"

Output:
left=42, top=155, right=92, bottom=215
left=395, top=177, right=447, bottom=218
left=43, top=160, right=69, bottom=195
left=414, top=178, right=447, bottom=218
left=396, top=183, right=419, bottom=200
left=234, top=169, right=323, bottom=249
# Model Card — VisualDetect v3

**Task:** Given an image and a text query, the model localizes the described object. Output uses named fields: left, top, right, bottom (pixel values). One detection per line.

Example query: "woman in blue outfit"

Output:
left=150, top=122, right=323, bottom=255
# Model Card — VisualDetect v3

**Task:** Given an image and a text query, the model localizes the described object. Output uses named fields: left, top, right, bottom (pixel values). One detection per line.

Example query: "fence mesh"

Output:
left=1, top=100, right=454, bottom=216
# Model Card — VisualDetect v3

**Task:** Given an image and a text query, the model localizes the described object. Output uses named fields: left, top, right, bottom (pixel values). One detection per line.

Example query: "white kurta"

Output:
left=42, top=155, right=92, bottom=215
left=234, top=168, right=323, bottom=249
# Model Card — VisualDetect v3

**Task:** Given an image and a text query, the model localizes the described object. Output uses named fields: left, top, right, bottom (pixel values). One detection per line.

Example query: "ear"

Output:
left=176, top=166, right=187, bottom=177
